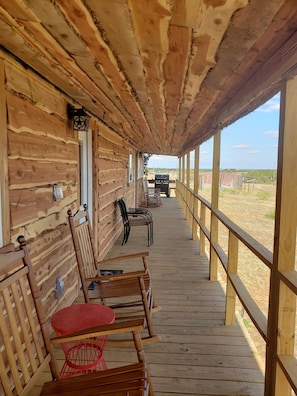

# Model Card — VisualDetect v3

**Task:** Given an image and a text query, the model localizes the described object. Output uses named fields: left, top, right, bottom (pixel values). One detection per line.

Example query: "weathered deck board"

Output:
left=102, top=197, right=264, bottom=395
left=34, top=197, right=264, bottom=395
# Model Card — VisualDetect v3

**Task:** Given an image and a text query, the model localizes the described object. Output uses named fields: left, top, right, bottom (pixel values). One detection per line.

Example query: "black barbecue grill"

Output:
left=148, top=174, right=175, bottom=197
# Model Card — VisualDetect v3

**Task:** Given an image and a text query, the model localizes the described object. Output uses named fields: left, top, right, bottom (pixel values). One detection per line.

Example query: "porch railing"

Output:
left=175, top=178, right=297, bottom=396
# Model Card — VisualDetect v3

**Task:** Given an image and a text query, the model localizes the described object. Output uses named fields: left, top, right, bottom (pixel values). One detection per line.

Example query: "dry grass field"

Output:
left=212, top=183, right=276, bottom=364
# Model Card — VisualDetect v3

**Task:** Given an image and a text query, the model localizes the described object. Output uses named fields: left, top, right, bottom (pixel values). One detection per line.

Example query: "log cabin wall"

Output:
left=1, top=49, right=140, bottom=323
left=5, top=54, right=78, bottom=320
left=95, top=121, right=137, bottom=259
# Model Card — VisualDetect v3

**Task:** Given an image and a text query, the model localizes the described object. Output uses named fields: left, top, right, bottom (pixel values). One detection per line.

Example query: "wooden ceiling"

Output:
left=0, top=0, right=297, bottom=156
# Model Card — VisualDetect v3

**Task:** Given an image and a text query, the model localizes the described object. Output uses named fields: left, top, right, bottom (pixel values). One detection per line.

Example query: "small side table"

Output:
left=51, top=303, right=115, bottom=378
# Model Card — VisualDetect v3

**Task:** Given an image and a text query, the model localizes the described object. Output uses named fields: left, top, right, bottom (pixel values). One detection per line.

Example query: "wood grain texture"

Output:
left=2, top=56, right=134, bottom=329
left=0, top=1, right=295, bottom=155
left=0, top=58, right=10, bottom=245
left=33, top=198, right=264, bottom=395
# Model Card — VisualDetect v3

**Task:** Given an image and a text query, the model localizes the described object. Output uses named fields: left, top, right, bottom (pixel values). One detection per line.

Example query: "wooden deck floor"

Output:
left=102, top=197, right=265, bottom=396
left=35, top=197, right=265, bottom=395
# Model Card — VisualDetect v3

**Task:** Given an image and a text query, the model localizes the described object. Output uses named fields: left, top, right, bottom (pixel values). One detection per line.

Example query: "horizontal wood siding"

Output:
left=1, top=52, right=139, bottom=325
left=96, top=123, right=135, bottom=259
left=4, top=56, right=79, bottom=321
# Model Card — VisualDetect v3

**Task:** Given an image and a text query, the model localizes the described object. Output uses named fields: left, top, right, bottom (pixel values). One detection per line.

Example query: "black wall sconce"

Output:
left=67, top=104, right=90, bottom=131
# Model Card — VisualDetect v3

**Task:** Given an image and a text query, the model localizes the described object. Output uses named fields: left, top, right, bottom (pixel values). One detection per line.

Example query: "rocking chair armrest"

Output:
left=87, top=269, right=147, bottom=282
left=148, top=187, right=160, bottom=193
left=98, top=251, right=149, bottom=265
left=50, top=319, right=145, bottom=344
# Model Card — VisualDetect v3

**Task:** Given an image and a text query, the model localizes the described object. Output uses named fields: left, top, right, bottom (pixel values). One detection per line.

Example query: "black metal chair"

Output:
left=117, top=198, right=153, bottom=246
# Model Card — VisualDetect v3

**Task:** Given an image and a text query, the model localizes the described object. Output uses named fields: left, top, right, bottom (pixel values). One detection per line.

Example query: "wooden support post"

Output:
left=181, top=155, right=185, bottom=184
left=186, top=152, right=190, bottom=188
left=265, top=76, right=297, bottom=396
left=192, top=146, right=200, bottom=240
left=210, top=131, right=220, bottom=281
left=0, top=59, right=10, bottom=246
left=181, top=155, right=186, bottom=213
left=225, top=231, right=238, bottom=325
left=186, top=152, right=191, bottom=224
left=176, top=157, right=182, bottom=203
left=200, top=203, right=206, bottom=256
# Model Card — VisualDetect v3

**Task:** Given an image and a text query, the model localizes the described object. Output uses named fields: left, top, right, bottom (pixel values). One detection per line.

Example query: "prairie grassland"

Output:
left=201, top=183, right=276, bottom=364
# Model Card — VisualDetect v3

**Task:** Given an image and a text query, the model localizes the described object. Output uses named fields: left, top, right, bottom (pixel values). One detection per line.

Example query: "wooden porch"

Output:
left=35, top=197, right=264, bottom=395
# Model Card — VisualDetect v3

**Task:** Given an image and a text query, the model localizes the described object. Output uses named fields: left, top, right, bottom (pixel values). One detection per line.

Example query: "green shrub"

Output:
left=265, top=211, right=275, bottom=220
left=243, top=318, right=250, bottom=328
left=257, top=191, right=270, bottom=200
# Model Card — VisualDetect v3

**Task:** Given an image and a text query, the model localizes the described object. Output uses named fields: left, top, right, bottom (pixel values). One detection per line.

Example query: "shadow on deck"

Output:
left=103, top=197, right=264, bottom=396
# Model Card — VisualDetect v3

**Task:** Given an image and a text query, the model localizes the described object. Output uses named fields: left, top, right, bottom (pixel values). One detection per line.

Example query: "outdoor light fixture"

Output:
left=68, top=104, right=90, bottom=131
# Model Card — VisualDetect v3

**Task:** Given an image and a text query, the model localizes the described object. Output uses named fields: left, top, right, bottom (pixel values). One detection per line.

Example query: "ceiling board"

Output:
left=0, top=0, right=296, bottom=156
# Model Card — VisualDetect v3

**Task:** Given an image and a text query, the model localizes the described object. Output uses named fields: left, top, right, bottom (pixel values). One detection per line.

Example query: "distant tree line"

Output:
left=148, top=168, right=277, bottom=185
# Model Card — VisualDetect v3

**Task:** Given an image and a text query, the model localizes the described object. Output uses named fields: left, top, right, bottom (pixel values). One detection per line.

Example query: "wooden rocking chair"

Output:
left=142, top=178, right=161, bottom=207
left=68, top=205, right=161, bottom=344
left=0, top=238, right=154, bottom=396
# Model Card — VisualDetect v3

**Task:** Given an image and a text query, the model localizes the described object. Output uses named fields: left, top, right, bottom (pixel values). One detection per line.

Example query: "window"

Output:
left=79, top=131, right=93, bottom=224
left=128, top=151, right=134, bottom=184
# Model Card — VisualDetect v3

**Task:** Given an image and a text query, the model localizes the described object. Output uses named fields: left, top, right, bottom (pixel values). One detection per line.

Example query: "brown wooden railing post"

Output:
left=225, top=231, right=238, bottom=325
left=192, top=146, right=200, bottom=240
left=181, top=155, right=186, bottom=213
left=210, top=132, right=220, bottom=281
left=200, top=203, right=206, bottom=256
left=186, top=152, right=191, bottom=225
left=265, top=77, right=297, bottom=396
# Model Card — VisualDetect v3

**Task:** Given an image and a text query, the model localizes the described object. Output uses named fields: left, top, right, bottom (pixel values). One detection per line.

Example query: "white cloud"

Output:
left=247, top=150, right=259, bottom=154
left=232, top=144, right=250, bottom=149
left=264, top=130, right=278, bottom=139
left=148, top=155, right=178, bottom=168
left=256, top=98, right=280, bottom=113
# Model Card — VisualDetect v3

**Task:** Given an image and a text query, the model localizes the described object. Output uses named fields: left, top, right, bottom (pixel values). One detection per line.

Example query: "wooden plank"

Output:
left=182, top=1, right=294, bottom=153
left=5, top=59, right=67, bottom=117
left=164, top=24, right=191, bottom=143
left=102, top=198, right=264, bottom=395
left=266, top=75, right=297, bottom=396
left=0, top=9, right=128, bottom=136
left=230, top=273, right=267, bottom=341
left=0, top=59, right=10, bottom=245
left=128, top=0, right=173, bottom=148
left=192, top=146, right=200, bottom=240
left=225, top=231, right=238, bottom=325
left=24, top=0, right=149, bottom=145
left=210, top=131, right=220, bottom=281
left=7, top=92, right=69, bottom=141
left=85, top=0, right=156, bottom=145
left=8, top=159, right=77, bottom=188
left=173, top=0, right=249, bottom=151
left=278, top=355, right=297, bottom=394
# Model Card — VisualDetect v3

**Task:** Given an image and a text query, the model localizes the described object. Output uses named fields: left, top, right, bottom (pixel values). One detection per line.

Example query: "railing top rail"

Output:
left=177, top=180, right=273, bottom=269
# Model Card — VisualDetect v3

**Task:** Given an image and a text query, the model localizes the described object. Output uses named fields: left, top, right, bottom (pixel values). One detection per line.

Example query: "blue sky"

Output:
left=148, top=92, right=280, bottom=170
